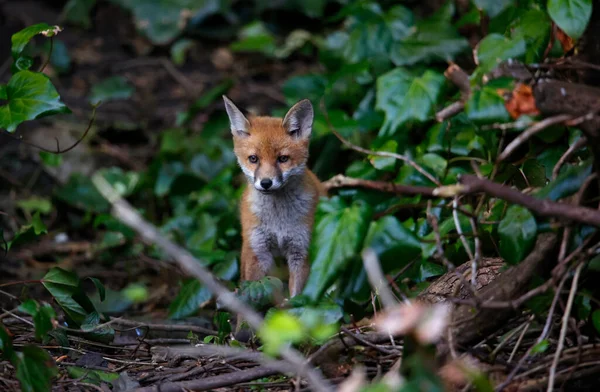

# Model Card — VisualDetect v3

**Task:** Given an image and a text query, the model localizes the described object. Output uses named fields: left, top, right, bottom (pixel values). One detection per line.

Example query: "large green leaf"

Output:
left=390, top=20, right=469, bottom=66
left=535, top=162, right=592, bottom=201
left=11, top=23, right=62, bottom=59
left=0, top=71, right=70, bottom=132
left=376, top=68, right=445, bottom=136
left=168, top=279, right=212, bottom=319
left=16, top=346, right=58, bottom=392
left=42, top=267, right=97, bottom=326
left=510, top=9, right=552, bottom=63
left=55, top=174, right=110, bottom=213
left=498, top=205, right=537, bottom=264
left=364, top=216, right=422, bottom=272
left=473, top=0, right=514, bottom=17
left=475, top=33, right=526, bottom=75
left=110, top=0, right=228, bottom=44
left=303, top=197, right=373, bottom=301
left=547, top=0, right=592, bottom=40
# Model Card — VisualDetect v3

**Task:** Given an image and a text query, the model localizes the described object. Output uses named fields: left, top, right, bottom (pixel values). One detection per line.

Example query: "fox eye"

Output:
left=248, top=155, right=259, bottom=163
left=278, top=155, right=289, bottom=163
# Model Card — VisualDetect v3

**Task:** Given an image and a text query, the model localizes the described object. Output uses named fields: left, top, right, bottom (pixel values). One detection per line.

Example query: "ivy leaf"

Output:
left=510, top=9, right=552, bottom=64
left=87, top=277, right=106, bottom=302
left=16, top=346, right=58, bottom=392
left=11, top=23, right=62, bottom=59
left=376, top=68, right=445, bottom=137
left=236, top=277, right=284, bottom=310
left=364, top=216, right=421, bottom=272
left=18, top=300, right=56, bottom=341
left=259, top=311, right=304, bottom=356
left=391, top=20, right=469, bottom=66
left=89, top=76, right=134, bottom=105
left=42, top=267, right=97, bottom=326
left=535, top=162, right=592, bottom=201
left=111, top=0, right=227, bottom=45
left=0, top=71, right=71, bottom=133
left=475, top=33, right=526, bottom=75
left=472, top=0, right=514, bottom=17
left=303, top=197, right=373, bottom=301
left=547, top=0, right=592, bottom=40
left=168, top=279, right=212, bottom=320
left=498, top=205, right=537, bottom=264
left=465, top=85, right=511, bottom=124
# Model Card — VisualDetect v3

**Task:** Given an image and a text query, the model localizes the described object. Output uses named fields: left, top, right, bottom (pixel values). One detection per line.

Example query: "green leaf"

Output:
left=475, top=33, right=526, bottom=75
left=170, top=38, right=195, bottom=65
left=547, top=0, right=592, bottom=40
left=6, top=213, right=48, bottom=250
left=0, top=71, right=71, bottom=133
left=369, top=140, right=397, bottom=171
left=465, top=85, right=510, bottom=124
left=473, top=0, right=514, bottom=17
left=303, top=197, right=373, bottom=301
left=87, top=277, right=106, bottom=302
left=67, top=366, right=119, bottom=384
left=535, top=162, right=592, bottom=201
left=18, top=300, right=56, bottom=341
left=591, top=310, right=600, bottom=335
left=122, top=283, right=148, bottom=303
left=510, top=9, right=552, bottom=64
left=55, top=174, right=110, bottom=213
left=11, top=23, right=62, bottom=59
left=522, top=159, right=547, bottom=188
left=231, top=21, right=277, bottom=56
left=168, top=279, right=212, bottom=319
left=154, top=161, right=186, bottom=196
left=111, top=0, right=228, bottom=45
left=42, top=267, right=97, bottom=326
left=0, top=324, right=16, bottom=362
left=17, top=197, right=52, bottom=215
left=530, top=339, right=550, bottom=354
left=63, top=0, right=96, bottom=29
left=89, top=76, right=134, bottom=105
left=259, top=311, right=304, bottom=356
left=16, top=346, right=58, bottom=392
left=391, top=20, right=469, bottom=66
left=364, top=216, right=421, bottom=273
left=39, top=151, right=62, bottom=167
left=498, top=205, right=537, bottom=264
left=98, top=167, right=139, bottom=197
left=236, top=277, right=284, bottom=310
left=376, top=69, right=445, bottom=137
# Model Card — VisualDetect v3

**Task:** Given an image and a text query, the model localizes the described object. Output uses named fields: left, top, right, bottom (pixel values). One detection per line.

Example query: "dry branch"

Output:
left=325, top=174, right=600, bottom=227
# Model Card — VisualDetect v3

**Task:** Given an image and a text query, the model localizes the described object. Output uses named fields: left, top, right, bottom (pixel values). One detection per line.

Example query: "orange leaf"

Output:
left=502, top=83, right=540, bottom=119
left=556, top=26, right=575, bottom=53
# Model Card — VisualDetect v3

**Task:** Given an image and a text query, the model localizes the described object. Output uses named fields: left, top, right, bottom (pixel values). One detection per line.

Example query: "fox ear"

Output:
left=283, top=99, right=313, bottom=139
left=223, top=95, right=250, bottom=137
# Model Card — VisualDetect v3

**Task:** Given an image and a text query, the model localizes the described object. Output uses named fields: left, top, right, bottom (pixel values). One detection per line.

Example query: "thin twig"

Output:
left=362, top=248, right=398, bottom=309
left=553, top=137, right=588, bottom=179
left=497, top=114, right=572, bottom=162
left=340, top=326, right=395, bottom=355
left=38, top=37, right=53, bottom=73
left=452, top=197, right=475, bottom=262
left=547, top=262, right=584, bottom=392
left=91, top=175, right=331, bottom=392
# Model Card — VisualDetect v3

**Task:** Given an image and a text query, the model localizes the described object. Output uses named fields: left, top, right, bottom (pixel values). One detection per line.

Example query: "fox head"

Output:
left=223, top=96, right=314, bottom=193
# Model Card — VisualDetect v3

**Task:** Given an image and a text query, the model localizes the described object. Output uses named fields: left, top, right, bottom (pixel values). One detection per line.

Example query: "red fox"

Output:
left=223, top=95, right=325, bottom=307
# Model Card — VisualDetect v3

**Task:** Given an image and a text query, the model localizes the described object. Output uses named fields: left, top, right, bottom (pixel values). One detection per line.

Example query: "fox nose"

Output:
left=260, top=179, right=273, bottom=189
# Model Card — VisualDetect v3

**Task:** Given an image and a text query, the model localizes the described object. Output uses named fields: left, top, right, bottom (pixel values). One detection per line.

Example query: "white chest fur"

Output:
left=248, top=180, right=314, bottom=259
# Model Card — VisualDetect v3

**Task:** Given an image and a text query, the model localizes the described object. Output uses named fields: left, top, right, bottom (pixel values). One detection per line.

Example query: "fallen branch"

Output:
left=134, top=366, right=280, bottom=392
left=325, top=174, right=600, bottom=227
left=91, top=175, right=331, bottom=392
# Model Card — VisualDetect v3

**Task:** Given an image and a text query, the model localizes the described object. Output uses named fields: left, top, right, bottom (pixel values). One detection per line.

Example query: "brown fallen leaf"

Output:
left=500, top=83, right=540, bottom=119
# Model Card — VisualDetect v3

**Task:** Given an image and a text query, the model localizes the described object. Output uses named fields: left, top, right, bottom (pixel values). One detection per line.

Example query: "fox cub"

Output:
left=223, top=96, right=325, bottom=304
